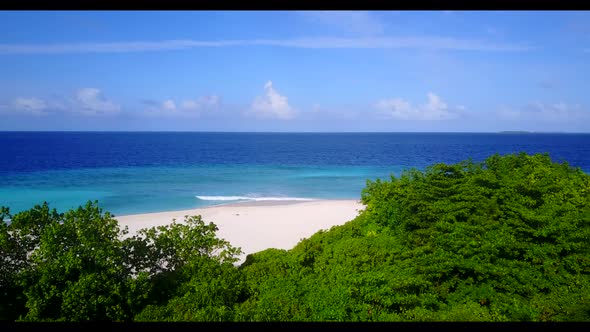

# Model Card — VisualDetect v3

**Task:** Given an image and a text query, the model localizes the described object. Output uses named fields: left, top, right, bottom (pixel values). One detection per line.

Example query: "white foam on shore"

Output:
left=196, top=195, right=316, bottom=202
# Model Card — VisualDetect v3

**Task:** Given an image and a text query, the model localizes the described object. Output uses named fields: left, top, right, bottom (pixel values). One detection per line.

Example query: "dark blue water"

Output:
left=1, top=132, right=589, bottom=215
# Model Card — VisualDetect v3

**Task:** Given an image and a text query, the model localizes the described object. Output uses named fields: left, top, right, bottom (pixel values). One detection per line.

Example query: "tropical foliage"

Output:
left=1, top=153, right=589, bottom=321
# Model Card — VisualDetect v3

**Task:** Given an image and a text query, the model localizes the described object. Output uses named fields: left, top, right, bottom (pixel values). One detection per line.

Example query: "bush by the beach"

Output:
left=238, top=152, right=590, bottom=321
left=1, top=152, right=589, bottom=321
left=0, top=203, right=243, bottom=321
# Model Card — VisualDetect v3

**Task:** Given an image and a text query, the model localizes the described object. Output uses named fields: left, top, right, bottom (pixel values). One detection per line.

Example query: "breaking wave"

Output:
left=195, top=195, right=315, bottom=202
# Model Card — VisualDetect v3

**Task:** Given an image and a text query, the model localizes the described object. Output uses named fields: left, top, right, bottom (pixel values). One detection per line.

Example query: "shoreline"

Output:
left=111, top=198, right=354, bottom=218
left=116, top=199, right=365, bottom=264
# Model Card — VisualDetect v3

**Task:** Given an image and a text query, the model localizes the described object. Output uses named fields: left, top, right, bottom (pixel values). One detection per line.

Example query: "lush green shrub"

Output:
left=239, top=153, right=590, bottom=321
left=0, top=203, right=244, bottom=322
left=2, top=153, right=589, bottom=321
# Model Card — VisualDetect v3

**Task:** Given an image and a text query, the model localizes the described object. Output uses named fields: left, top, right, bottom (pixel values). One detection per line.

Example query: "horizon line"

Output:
left=1, top=130, right=588, bottom=134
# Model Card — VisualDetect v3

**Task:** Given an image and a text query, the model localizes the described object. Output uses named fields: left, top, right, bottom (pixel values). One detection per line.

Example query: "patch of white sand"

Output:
left=116, top=199, right=365, bottom=264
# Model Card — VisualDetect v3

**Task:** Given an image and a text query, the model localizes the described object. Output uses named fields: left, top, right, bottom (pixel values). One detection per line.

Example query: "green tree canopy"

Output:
left=239, top=153, right=590, bottom=321
left=0, top=202, right=244, bottom=322
left=2, top=153, right=589, bottom=321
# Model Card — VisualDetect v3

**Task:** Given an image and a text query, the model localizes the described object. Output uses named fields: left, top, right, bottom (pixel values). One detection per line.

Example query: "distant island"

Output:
left=497, top=131, right=580, bottom=134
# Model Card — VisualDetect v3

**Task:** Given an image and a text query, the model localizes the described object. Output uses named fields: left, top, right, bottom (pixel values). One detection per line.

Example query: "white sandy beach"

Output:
left=116, top=199, right=365, bottom=264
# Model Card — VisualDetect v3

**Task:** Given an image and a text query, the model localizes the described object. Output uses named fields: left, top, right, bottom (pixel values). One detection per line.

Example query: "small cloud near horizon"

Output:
left=2, top=89, right=120, bottom=117
left=75, top=88, right=121, bottom=116
left=375, top=92, right=461, bottom=121
left=12, top=97, right=50, bottom=116
left=144, top=95, right=221, bottom=118
left=497, top=102, right=588, bottom=123
left=248, top=81, right=295, bottom=120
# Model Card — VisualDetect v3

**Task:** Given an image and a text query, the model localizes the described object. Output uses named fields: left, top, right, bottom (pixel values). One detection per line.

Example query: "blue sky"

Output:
left=1, top=10, right=589, bottom=132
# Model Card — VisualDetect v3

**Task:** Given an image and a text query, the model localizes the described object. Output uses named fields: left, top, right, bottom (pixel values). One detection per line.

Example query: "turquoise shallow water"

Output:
left=2, top=132, right=589, bottom=216
left=0, top=165, right=399, bottom=216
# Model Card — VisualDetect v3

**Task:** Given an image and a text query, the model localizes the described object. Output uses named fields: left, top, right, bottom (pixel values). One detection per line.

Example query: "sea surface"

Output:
left=1, top=132, right=589, bottom=216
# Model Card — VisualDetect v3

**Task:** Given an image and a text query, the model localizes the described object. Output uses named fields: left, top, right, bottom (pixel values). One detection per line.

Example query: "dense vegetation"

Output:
left=1, top=153, right=589, bottom=321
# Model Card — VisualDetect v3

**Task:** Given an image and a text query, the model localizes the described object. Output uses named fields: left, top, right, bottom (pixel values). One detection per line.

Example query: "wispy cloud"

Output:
left=162, top=99, right=177, bottom=111
left=0, top=36, right=533, bottom=55
left=248, top=81, right=295, bottom=120
left=497, top=102, right=588, bottom=122
left=0, top=40, right=244, bottom=54
left=182, top=95, right=220, bottom=111
left=1, top=88, right=120, bottom=117
left=496, top=106, right=521, bottom=120
left=262, top=37, right=532, bottom=51
left=144, top=95, right=221, bottom=118
left=75, top=88, right=120, bottom=116
left=12, top=97, right=50, bottom=116
left=299, top=11, right=385, bottom=35
left=525, top=102, right=587, bottom=121
left=375, top=92, right=462, bottom=121
left=0, top=96, right=57, bottom=116
left=308, top=103, right=359, bottom=120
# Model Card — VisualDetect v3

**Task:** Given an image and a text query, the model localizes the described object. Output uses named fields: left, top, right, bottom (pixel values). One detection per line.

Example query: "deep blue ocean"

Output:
left=1, top=132, right=589, bottom=216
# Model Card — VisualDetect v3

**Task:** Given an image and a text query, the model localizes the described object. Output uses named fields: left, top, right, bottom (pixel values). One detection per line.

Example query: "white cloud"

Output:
left=311, top=103, right=322, bottom=113
left=497, top=102, right=588, bottom=124
left=162, top=99, right=177, bottom=111
left=145, top=95, right=220, bottom=118
left=424, top=93, right=448, bottom=114
left=300, top=11, right=384, bottom=35
left=181, top=100, right=198, bottom=110
left=13, top=97, right=49, bottom=116
left=525, top=102, right=586, bottom=121
left=496, top=106, right=521, bottom=120
left=75, top=88, right=121, bottom=116
left=254, top=37, right=532, bottom=51
left=2, top=89, right=119, bottom=117
left=0, top=40, right=241, bottom=54
left=249, top=81, right=295, bottom=120
left=306, top=103, right=359, bottom=120
left=5, top=89, right=225, bottom=119
left=0, top=36, right=533, bottom=54
left=375, top=92, right=459, bottom=121
left=376, top=98, right=413, bottom=119
left=184, top=95, right=220, bottom=110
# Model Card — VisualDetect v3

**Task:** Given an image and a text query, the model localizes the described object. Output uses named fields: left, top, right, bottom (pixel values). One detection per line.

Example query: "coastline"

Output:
left=115, top=199, right=365, bottom=264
